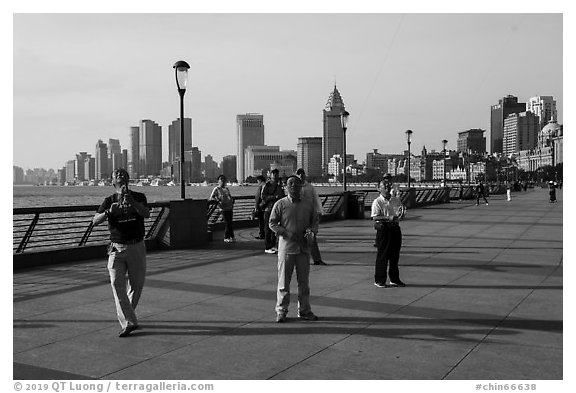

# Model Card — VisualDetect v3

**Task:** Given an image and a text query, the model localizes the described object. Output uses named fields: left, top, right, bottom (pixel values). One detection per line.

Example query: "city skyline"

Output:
left=13, top=13, right=563, bottom=170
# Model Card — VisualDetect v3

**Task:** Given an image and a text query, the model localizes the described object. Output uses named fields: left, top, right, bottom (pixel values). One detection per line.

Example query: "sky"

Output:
left=11, top=9, right=565, bottom=171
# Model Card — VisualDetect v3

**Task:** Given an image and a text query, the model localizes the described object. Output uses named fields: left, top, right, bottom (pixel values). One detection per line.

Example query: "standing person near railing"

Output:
left=371, top=185, right=406, bottom=288
left=296, top=168, right=327, bottom=266
left=261, top=169, right=285, bottom=254
left=209, top=174, right=236, bottom=243
left=269, top=175, right=319, bottom=322
left=253, top=175, right=267, bottom=240
left=92, top=168, right=150, bottom=338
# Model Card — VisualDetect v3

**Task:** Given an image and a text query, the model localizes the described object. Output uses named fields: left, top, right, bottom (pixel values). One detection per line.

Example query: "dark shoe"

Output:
left=389, top=280, right=406, bottom=287
left=374, top=282, right=387, bottom=288
left=118, top=324, right=139, bottom=337
left=254, top=235, right=265, bottom=239
left=276, top=313, right=287, bottom=323
left=298, top=312, right=319, bottom=321
left=313, top=260, right=328, bottom=266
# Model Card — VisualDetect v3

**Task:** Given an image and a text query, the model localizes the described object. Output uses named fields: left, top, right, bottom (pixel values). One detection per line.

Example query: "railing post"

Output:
left=404, top=188, right=416, bottom=209
left=78, top=222, right=95, bottom=246
left=16, top=213, right=39, bottom=254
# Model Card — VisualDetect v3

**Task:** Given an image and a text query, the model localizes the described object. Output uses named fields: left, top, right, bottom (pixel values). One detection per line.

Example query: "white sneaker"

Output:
left=265, top=249, right=275, bottom=254
left=224, top=238, right=231, bottom=243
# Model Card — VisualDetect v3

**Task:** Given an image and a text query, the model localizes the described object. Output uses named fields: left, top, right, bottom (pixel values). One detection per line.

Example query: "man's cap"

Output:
left=383, top=173, right=392, bottom=179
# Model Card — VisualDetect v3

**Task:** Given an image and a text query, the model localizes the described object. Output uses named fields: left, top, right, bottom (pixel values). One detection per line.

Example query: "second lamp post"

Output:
left=173, top=60, right=190, bottom=200
left=405, top=129, right=413, bottom=188
left=442, top=139, right=448, bottom=186
left=340, top=111, right=350, bottom=191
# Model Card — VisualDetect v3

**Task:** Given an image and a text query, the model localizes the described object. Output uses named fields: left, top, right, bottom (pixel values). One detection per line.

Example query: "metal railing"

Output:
left=13, top=194, right=346, bottom=255
left=13, top=203, right=169, bottom=254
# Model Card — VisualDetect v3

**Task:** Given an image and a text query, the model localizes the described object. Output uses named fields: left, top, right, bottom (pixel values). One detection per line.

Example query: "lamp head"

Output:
left=405, top=129, right=413, bottom=144
left=173, top=60, right=190, bottom=91
left=340, top=110, right=350, bottom=130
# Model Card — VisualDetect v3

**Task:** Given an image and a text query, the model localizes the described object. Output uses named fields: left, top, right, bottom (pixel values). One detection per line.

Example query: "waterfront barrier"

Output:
left=12, top=186, right=500, bottom=269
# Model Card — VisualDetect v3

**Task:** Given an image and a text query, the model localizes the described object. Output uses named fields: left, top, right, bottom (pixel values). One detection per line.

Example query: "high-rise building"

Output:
left=490, top=95, right=526, bottom=154
left=297, top=137, right=322, bottom=179
left=139, top=119, right=162, bottom=176
left=57, top=167, right=66, bottom=186
left=457, top=129, right=486, bottom=154
left=66, top=160, right=76, bottom=183
left=84, top=156, right=95, bottom=180
left=526, top=96, right=557, bottom=130
left=121, top=149, right=128, bottom=170
left=128, top=126, right=139, bottom=179
left=107, top=138, right=121, bottom=174
left=185, top=147, right=202, bottom=183
left=75, top=152, right=89, bottom=181
left=203, top=155, right=219, bottom=182
left=503, top=112, right=540, bottom=156
left=95, top=140, right=108, bottom=180
left=111, top=153, right=124, bottom=172
left=13, top=166, right=24, bottom=184
left=236, top=114, right=265, bottom=182
left=323, top=85, right=347, bottom=174
left=168, top=118, right=192, bottom=165
left=221, top=155, right=237, bottom=181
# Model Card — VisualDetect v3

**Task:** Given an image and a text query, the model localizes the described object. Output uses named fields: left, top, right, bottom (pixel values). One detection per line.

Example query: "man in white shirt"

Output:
left=371, top=185, right=405, bottom=288
left=296, top=168, right=327, bottom=266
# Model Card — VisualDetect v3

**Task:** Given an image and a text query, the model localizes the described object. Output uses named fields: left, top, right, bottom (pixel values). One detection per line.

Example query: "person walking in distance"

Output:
left=506, top=181, right=512, bottom=202
left=475, top=180, right=489, bottom=206
left=269, top=176, right=319, bottom=322
left=92, top=168, right=150, bottom=337
left=209, top=175, right=235, bottom=243
left=549, top=181, right=557, bottom=203
left=253, top=175, right=266, bottom=239
left=371, top=185, right=405, bottom=288
left=296, top=168, right=327, bottom=266
left=261, top=169, right=285, bottom=254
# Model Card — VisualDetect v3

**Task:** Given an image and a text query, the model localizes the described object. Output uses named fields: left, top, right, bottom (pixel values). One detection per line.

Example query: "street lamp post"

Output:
left=173, top=60, right=190, bottom=200
left=405, top=130, right=413, bottom=188
left=442, top=139, right=448, bottom=186
left=340, top=111, right=350, bottom=191
left=468, top=148, right=472, bottom=185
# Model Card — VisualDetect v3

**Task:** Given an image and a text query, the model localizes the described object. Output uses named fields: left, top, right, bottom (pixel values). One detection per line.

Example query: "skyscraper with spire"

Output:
left=322, top=85, right=346, bottom=175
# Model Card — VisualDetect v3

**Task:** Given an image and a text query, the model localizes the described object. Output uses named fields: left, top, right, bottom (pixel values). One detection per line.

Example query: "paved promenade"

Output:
left=13, top=188, right=563, bottom=380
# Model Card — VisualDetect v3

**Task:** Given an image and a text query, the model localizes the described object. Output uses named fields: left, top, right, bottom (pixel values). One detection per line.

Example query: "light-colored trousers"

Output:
left=107, top=241, right=147, bottom=329
left=276, top=251, right=312, bottom=316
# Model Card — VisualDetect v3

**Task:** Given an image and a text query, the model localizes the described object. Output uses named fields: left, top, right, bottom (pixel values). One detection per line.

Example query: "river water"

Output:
left=13, top=184, right=370, bottom=209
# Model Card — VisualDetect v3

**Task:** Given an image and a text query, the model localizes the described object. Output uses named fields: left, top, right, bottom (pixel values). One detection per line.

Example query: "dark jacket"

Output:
left=260, top=180, right=285, bottom=211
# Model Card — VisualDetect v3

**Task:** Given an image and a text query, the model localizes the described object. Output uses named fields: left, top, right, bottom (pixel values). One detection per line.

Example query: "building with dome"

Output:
left=517, top=119, right=563, bottom=172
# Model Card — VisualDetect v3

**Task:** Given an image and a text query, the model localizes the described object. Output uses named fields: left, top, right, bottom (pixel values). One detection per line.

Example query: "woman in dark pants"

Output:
left=209, top=175, right=235, bottom=242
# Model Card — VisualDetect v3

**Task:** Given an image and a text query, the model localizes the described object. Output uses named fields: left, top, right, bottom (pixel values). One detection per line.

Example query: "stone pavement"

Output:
left=13, top=188, right=563, bottom=380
